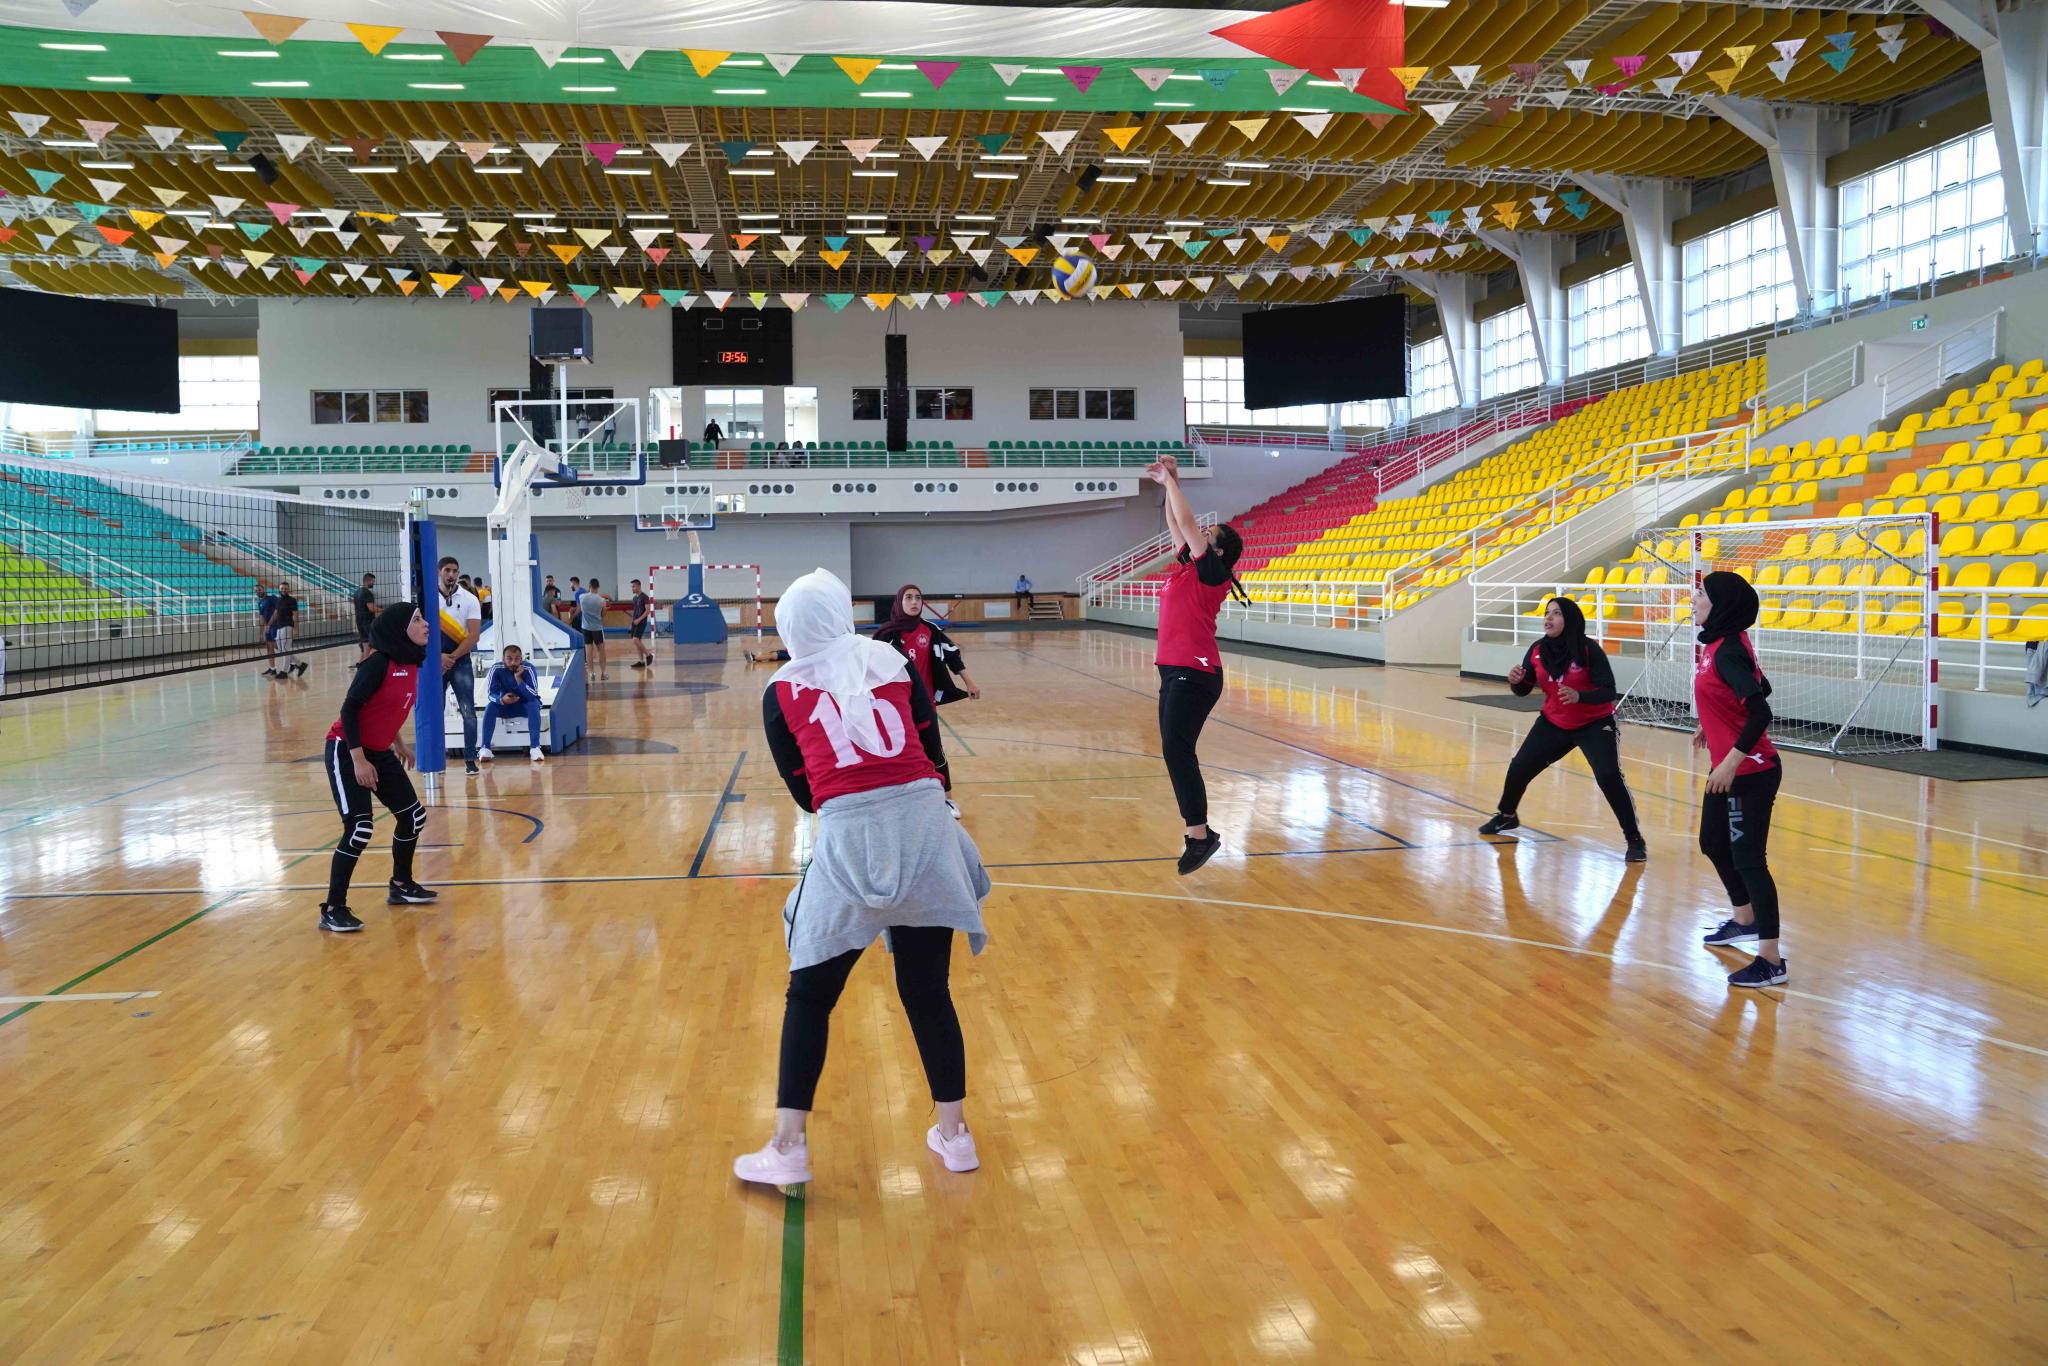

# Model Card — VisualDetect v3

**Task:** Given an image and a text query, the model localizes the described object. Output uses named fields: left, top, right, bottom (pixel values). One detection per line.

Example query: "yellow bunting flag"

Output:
left=1705, top=66, right=1739, bottom=93
left=520, top=279, right=550, bottom=297
left=243, top=10, right=307, bottom=44
left=614, top=286, right=643, bottom=304
left=1102, top=126, right=1143, bottom=152
left=1390, top=66, right=1429, bottom=94
left=1494, top=201, right=1522, bottom=229
left=833, top=56, right=883, bottom=85
left=244, top=250, right=273, bottom=268
left=1007, top=246, right=1039, bottom=266
left=866, top=292, right=895, bottom=310
left=1228, top=117, right=1268, bottom=141
left=398, top=278, right=418, bottom=295
left=1118, top=283, right=1137, bottom=298
left=497, top=286, right=520, bottom=301
left=345, top=23, right=404, bottom=56
left=682, top=49, right=729, bottom=78
left=429, top=271, right=464, bottom=292
left=1724, top=44, right=1755, bottom=71
left=548, top=244, right=583, bottom=265
left=130, top=209, right=166, bottom=231
left=152, top=187, right=187, bottom=207
left=358, top=211, right=397, bottom=224
left=1265, top=233, right=1291, bottom=252
left=153, top=251, right=178, bottom=269
left=819, top=249, right=850, bottom=269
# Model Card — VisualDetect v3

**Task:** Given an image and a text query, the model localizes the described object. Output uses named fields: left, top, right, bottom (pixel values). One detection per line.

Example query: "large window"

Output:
left=704, top=388, right=765, bottom=439
left=914, top=387, right=976, bottom=420
left=1337, top=399, right=1398, bottom=428
left=1838, top=125, right=2012, bottom=306
left=1409, top=337, right=1457, bottom=418
left=314, top=388, right=429, bottom=425
left=1181, top=356, right=1323, bottom=426
left=1479, top=307, right=1540, bottom=400
left=1567, top=265, right=1651, bottom=376
left=1682, top=209, right=1795, bottom=345
left=1030, top=387, right=1134, bottom=421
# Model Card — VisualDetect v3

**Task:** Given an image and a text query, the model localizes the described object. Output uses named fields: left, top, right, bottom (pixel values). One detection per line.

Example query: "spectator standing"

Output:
left=478, top=643, right=546, bottom=764
left=629, top=578, right=656, bottom=670
left=578, top=578, right=611, bottom=681
left=353, top=572, right=380, bottom=661
left=437, top=556, right=484, bottom=777
left=256, top=583, right=281, bottom=677
left=703, top=418, right=724, bottom=445
left=541, top=575, right=560, bottom=617
left=476, top=577, right=493, bottom=623
left=564, top=576, right=583, bottom=623
left=273, top=583, right=305, bottom=678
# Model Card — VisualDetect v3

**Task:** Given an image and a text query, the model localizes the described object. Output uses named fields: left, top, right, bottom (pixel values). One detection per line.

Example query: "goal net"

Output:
left=648, top=559, right=764, bottom=637
left=1616, top=513, right=1935, bottom=754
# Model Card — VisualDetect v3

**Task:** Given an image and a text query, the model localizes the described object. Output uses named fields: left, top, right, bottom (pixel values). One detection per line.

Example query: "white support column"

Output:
left=1572, top=173, right=1686, bottom=356
left=1476, top=229, right=1571, bottom=387
left=1398, top=271, right=1481, bottom=407
left=1921, top=0, right=2048, bottom=261
left=1703, top=96, right=1851, bottom=315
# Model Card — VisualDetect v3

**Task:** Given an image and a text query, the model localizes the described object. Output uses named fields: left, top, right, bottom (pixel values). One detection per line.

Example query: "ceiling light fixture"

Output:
left=409, top=82, right=464, bottom=90
left=556, top=55, right=605, bottom=64
left=1004, top=95, right=1054, bottom=104
left=729, top=168, right=776, bottom=176
left=604, top=167, right=653, bottom=176
left=253, top=79, right=309, bottom=88
left=40, top=41, right=107, bottom=51
left=1164, top=219, right=1203, bottom=227
left=216, top=49, right=280, bottom=58
left=626, top=212, right=669, bottom=220
left=384, top=52, right=443, bottom=61
left=1166, top=73, right=1202, bottom=82
left=1102, top=156, right=1151, bottom=166
left=87, top=75, right=133, bottom=83
left=349, top=166, right=398, bottom=174
left=80, top=160, right=135, bottom=170
left=514, top=212, right=556, bottom=219
left=980, top=153, right=1028, bottom=162
left=1153, top=101, right=1192, bottom=108
left=713, top=87, right=768, bottom=95
left=858, top=90, right=913, bottom=99
left=474, top=166, right=523, bottom=174
left=1307, top=80, right=1348, bottom=89
left=1279, top=106, right=1325, bottom=114
left=972, top=171, right=1019, bottom=180
left=1094, top=175, right=1138, bottom=184
left=877, top=62, right=918, bottom=71
left=1224, top=161, right=1270, bottom=170
left=954, top=214, right=996, bottom=221
left=40, top=138, right=97, bottom=149
left=723, top=59, right=763, bottom=67
left=215, top=164, right=258, bottom=173
left=851, top=169, right=898, bottom=177
left=1205, top=177, right=1250, bottom=187
left=562, top=85, right=616, bottom=93
left=1059, top=216, right=1100, bottom=224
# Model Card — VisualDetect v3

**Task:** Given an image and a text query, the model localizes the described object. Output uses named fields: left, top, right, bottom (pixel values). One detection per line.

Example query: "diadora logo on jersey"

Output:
left=1748, top=751, right=1771, bottom=765
left=392, top=668, right=412, bottom=679
left=1197, top=656, right=1211, bottom=668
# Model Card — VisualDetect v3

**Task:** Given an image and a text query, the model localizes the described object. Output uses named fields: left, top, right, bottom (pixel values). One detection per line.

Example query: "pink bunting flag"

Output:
left=1613, top=55, right=1645, bottom=78
left=266, top=201, right=300, bottom=224
left=583, top=142, right=624, bottom=166
left=914, top=61, right=959, bottom=90
left=1061, top=66, right=1102, bottom=93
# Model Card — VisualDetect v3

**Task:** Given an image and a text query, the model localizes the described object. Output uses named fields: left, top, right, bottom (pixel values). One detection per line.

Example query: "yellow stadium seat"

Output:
left=1874, top=599, right=1922, bottom=636
left=1818, top=456, right=1844, bottom=479
left=1585, top=566, right=1606, bottom=585
left=1793, top=480, right=1819, bottom=505
left=1886, top=472, right=1918, bottom=496
left=1840, top=501, right=1865, bottom=518
left=1783, top=566, right=1813, bottom=588
left=1743, top=487, right=1772, bottom=508
left=1938, top=525, right=1977, bottom=557
left=1865, top=431, right=1893, bottom=453
left=1755, top=564, right=1783, bottom=587
left=1814, top=564, right=1845, bottom=587
left=1944, top=387, right=1970, bottom=407
left=1758, top=598, right=1786, bottom=629
left=1920, top=468, right=1954, bottom=495
left=1768, top=462, right=1792, bottom=484
left=1976, top=522, right=2018, bottom=556
left=1995, top=604, right=2048, bottom=643
left=1767, top=484, right=1798, bottom=507
left=1950, top=560, right=1992, bottom=589
left=1996, top=561, right=2038, bottom=590
left=1842, top=453, right=1869, bottom=476
left=2011, top=433, right=2044, bottom=460
left=1972, top=382, right=1999, bottom=403
left=1990, top=414, right=2023, bottom=438
left=2011, top=522, right=2048, bottom=554
left=1952, top=466, right=1989, bottom=493
left=1899, top=496, right=1929, bottom=515
left=1957, top=403, right=1983, bottom=423
left=1986, top=399, right=2014, bottom=420
left=2001, top=489, right=2042, bottom=520
left=1939, top=442, right=1971, bottom=466
left=2022, top=359, right=2045, bottom=378
left=1702, top=511, right=1723, bottom=525
left=1986, top=462, right=2023, bottom=491
left=1781, top=532, right=1811, bottom=557
left=1936, top=602, right=1974, bottom=637
left=1779, top=599, right=1816, bottom=631
left=1880, top=563, right=1915, bottom=587
left=1991, top=363, right=2017, bottom=384
left=1933, top=494, right=1965, bottom=523
left=1976, top=438, right=2006, bottom=462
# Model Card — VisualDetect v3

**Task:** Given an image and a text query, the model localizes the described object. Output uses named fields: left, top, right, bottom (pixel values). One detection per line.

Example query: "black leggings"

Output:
left=1700, top=765, right=1782, bottom=938
left=322, top=737, right=425, bottom=907
left=777, top=927, right=964, bottom=1111
left=1158, top=665, right=1224, bottom=827
left=1495, top=714, right=1642, bottom=842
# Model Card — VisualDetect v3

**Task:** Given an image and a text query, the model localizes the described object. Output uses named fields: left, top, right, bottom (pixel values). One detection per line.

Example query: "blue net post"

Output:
left=412, top=516, right=446, bottom=774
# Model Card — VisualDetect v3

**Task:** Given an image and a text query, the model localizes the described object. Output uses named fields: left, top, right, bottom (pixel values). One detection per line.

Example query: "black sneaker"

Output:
left=1177, top=832, right=1222, bottom=875
left=262, top=668, right=279, bottom=678
left=630, top=659, right=647, bottom=669
left=319, top=904, right=363, bottom=933
left=387, top=879, right=440, bottom=905
left=1728, top=955, right=1788, bottom=989
left=1703, top=918, right=1759, bottom=947
left=465, top=761, right=480, bottom=777
left=1625, top=839, right=1648, bottom=863
left=1477, top=812, right=1520, bottom=837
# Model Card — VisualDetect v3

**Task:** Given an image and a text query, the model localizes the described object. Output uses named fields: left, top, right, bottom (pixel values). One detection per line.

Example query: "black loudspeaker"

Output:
left=532, top=307, right=593, bottom=363
left=884, top=333, right=908, bottom=453
left=1075, top=165, right=1101, bottom=192
left=247, top=153, right=279, bottom=185
left=656, top=438, right=691, bottom=469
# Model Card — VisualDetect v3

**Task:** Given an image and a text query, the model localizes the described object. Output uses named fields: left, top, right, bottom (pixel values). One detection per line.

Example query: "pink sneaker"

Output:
left=733, top=1138, right=812, bottom=1187
left=926, top=1124, right=979, bottom=1172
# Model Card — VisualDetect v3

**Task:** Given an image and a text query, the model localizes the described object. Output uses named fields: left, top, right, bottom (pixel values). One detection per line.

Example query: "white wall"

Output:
left=256, top=298, right=1188, bottom=454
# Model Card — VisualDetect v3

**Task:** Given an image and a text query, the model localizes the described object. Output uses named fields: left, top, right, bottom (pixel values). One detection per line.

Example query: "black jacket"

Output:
left=873, top=618, right=971, bottom=706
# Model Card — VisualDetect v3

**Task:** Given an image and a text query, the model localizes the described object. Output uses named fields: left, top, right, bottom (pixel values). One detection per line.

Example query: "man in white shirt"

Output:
left=437, top=555, right=484, bottom=777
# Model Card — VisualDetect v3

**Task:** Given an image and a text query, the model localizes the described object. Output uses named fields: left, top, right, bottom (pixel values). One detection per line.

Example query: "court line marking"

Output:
left=0, top=991, right=160, bottom=1005
left=778, top=1191, right=806, bottom=1365
left=0, top=764, right=212, bottom=839
left=988, top=879, right=2048, bottom=1060
left=1969, top=865, right=2048, bottom=881
left=0, top=890, right=245, bottom=1029
left=689, top=752, right=749, bottom=878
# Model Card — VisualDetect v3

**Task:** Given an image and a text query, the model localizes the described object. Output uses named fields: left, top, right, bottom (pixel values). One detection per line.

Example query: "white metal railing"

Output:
left=1942, top=586, right=2048, bottom=691
left=0, top=430, right=253, bottom=461
left=0, top=592, right=258, bottom=646
left=1873, top=309, right=2004, bottom=414
left=1755, top=342, right=1863, bottom=417
left=235, top=447, right=483, bottom=477
left=207, top=530, right=355, bottom=596
left=1079, top=510, right=1217, bottom=600
left=1087, top=575, right=1383, bottom=627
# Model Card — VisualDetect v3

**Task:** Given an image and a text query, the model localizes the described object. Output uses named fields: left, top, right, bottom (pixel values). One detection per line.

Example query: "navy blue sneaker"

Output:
left=1703, top=919, right=1759, bottom=947
left=1728, top=955, right=1787, bottom=989
left=1477, top=812, right=1520, bottom=837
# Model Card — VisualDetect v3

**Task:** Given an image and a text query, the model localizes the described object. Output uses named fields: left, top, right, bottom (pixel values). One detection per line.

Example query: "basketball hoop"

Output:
left=662, top=518, right=682, bottom=541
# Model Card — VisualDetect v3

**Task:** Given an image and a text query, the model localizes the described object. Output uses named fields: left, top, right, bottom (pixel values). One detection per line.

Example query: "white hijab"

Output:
left=771, top=569, right=910, bottom=752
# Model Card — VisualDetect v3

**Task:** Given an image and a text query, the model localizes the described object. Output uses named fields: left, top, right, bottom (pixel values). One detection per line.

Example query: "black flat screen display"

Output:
left=0, top=288, right=181, bottom=413
left=1242, top=295, right=1408, bottom=409
left=673, top=308, right=793, bottom=385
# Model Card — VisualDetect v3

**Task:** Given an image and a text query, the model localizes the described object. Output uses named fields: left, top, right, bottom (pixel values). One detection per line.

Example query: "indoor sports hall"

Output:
left=2, top=0, right=2046, bottom=1361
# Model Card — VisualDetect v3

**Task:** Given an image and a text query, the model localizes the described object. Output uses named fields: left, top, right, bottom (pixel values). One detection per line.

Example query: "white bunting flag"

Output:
left=1167, top=121, right=1208, bottom=148
left=764, top=53, right=802, bottom=76
left=651, top=142, right=692, bottom=166
left=908, top=135, right=947, bottom=161
left=1266, top=68, right=1304, bottom=97
left=1132, top=68, right=1173, bottom=92
left=778, top=139, right=818, bottom=164
left=1293, top=112, right=1334, bottom=138
left=519, top=141, right=559, bottom=165
left=1450, top=64, right=1481, bottom=89
left=1037, top=129, right=1077, bottom=157
left=408, top=139, right=448, bottom=163
left=143, top=124, right=183, bottom=150
left=992, top=64, right=1028, bottom=86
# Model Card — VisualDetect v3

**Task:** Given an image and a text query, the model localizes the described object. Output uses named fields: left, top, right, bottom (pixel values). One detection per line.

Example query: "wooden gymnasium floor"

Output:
left=1, top=626, right=2044, bottom=1365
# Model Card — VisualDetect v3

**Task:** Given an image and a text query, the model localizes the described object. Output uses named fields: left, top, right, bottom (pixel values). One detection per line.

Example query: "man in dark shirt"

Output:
left=541, top=575, right=560, bottom=615
left=274, top=583, right=306, bottom=677
left=629, top=578, right=656, bottom=670
left=353, top=572, right=379, bottom=660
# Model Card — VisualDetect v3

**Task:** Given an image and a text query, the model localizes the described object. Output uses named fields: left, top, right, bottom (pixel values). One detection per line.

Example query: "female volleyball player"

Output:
left=1146, top=453, right=1245, bottom=875
left=874, top=585, right=981, bottom=705
left=734, top=569, right=992, bottom=1189
left=319, top=602, right=438, bottom=933
left=1692, top=571, right=1786, bottom=988
left=1477, top=597, right=1646, bottom=861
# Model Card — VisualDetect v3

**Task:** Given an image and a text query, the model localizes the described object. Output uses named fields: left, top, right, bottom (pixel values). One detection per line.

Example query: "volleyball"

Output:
left=1051, top=252, right=1096, bottom=298
left=438, top=607, right=468, bottom=645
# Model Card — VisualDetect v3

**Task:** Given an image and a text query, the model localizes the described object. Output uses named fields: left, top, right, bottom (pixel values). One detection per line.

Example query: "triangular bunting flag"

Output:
left=1007, top=246, right=1038, bottom=266
left=1037, top=129, right=1077, bottom=157
left=706, top=290, right=733, bottom=309
left=1766, top=57, right=1795, bottom=82
left=764, top=53, right=803, bottom=76
left=908, top=135, right=948, bottom=160
left=1102, top=126, right=1142, bottom=152
left=344, top=137, right=380, bottom=163
left=833, top=56, right=882, bottom=85
left=1168, top=121, right=1208, bottom=148
left=610, top=47, right=645, bottom=71
left=1670, top=50, right=1701, bottom=74
left=242, top=11, right=305, bottom=44
left=731, top=249, right=755, bottom=266
left=991, top=63, right=1028, bottom=86
left=1820, top=48, right=1853, bottom=73
left=974, top=132, right=1011, bottom=154
left=719, top=140, right=755, bottom=163
left=345, top=24, right=403, bottom=57
left=1564, top=58, right=1590, bottom=83
left=520, top=142, right=559, bottom=164
left=438, top=32, right=491, bottom=64
left=1774, top=38, right=1804, bottom=61
left=1880, top=38, right=1907, bottom=62
left=917, top=61, right=961, bottom=90
left=574, top=227, right=611, bottom=248
left=1229, top=117, right=1268, bottom=141
left=1652, top=75, right=1681, bottom=97
left=1705, top=67, right=1739, bottom=94
left=651, top=141, right=691, bottom=166
left=1391, top=66, right=1429, bottom=93
left=1613, top=55, right=1645, bottom=78
left=458, top=140, right=493, bottom=164
left=1725, top=44, right=1756, bottom=71
left=214, top=131, right=249, bottom=154
left=26, top=169, right=64, bottom=194
left=1267, top=68, right=1305, bottom=97
left=842, top=137, right=881, bottom=163
left=774, top=250, right=800, bottom=266
left=584, top=142, right=624, bottom=166
left=1132, top=68, right=1173, bottom=92
left=1061, top=65, right=1103, bottom=93
left=645, top=247, right=670, bottom=266
left=266, top=201, right=299, bottom=224
left=1422, top=102, right=1460, bottom=125
left=79, top=119, right=118, bottom=145
left=820, top=249, right=850, bottom=269
left=825, top=293, right=855, bottom=312
left=1293, top=112, right=1333, bottom=138
left=142, top=124, right=183, bottom=150
left=1450, top=64, right=1480, bottom=88
left=548, top=244, right=583, bottom=264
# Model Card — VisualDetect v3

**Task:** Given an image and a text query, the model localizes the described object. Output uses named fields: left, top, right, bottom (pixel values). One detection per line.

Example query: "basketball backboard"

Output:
left=633, top=478, right=717, bottom=534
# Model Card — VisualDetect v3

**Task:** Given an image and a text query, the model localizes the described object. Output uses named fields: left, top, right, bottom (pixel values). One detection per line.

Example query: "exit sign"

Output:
left=1911, top=315, right=1929, bottom=331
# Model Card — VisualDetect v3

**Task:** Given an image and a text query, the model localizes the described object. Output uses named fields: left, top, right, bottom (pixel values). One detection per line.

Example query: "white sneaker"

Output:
left=733, top=1137, right=813, bottom=1187
left=529, top=747, right=544, bottom=763
left=926, top=1124, right=979, bottom=1172
left=477, top=747, right=494, bottom=763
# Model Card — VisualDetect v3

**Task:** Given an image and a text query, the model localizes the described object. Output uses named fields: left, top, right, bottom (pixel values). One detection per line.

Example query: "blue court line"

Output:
left=689, top=751, right=749, bottom=877
left=995, top=643, right=1564, bottom=842
left=0, top=764, right=213, bottom=839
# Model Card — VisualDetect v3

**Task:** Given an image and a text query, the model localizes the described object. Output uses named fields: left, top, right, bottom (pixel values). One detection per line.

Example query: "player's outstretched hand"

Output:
left=1506, top=663, right=1527, bottom=686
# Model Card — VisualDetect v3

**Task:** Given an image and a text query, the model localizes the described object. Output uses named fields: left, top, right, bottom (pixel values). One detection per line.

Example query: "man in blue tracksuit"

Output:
left=477, top=643, right=546, bottom=763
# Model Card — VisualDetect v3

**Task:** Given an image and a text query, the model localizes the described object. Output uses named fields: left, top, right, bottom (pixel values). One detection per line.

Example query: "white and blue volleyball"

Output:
left=1051, top=252, right=1096, bottom=298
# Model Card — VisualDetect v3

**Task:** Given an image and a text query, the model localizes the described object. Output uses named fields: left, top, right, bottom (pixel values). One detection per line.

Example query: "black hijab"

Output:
left=1537, top=596, right=1588, bottom=675
left=1696, top=571, right=1760, bottom=644
left=367, top=599, right=426, bottom=665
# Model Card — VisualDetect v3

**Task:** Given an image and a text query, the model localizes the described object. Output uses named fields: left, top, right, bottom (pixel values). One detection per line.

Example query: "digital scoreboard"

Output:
left=673, top=310, right=794, bottom=385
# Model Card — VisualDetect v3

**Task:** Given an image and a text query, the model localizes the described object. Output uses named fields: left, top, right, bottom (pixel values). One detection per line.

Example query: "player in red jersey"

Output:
left=874, top=584, right=981, bottom=705
left=734, top=569, right=992, bottom=1189
left=1146, top=453, right=1245, bottom=875
left=1478, top=597, right=1646, bottom=860
left=1690, top=571, right=1786, bottom=988
left=318, top=601, right=438, bottom=934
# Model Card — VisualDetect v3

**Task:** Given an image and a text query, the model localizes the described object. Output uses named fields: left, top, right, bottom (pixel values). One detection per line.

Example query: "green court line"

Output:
left=778, top=1189, right=807, bottom=1365
left=938, top=713, right=977, bottom=758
